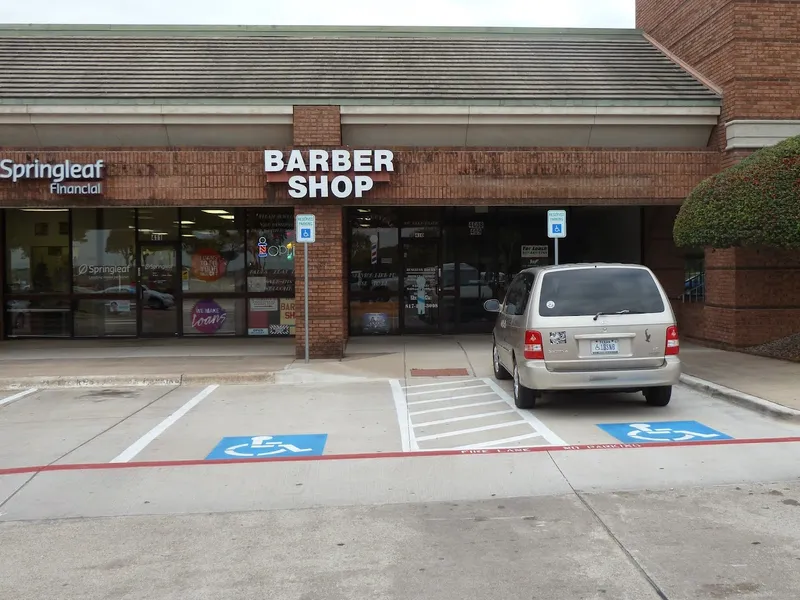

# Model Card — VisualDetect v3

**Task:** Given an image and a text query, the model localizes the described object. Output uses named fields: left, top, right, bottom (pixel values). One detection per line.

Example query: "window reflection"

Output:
left=5, top=209, right=70, bottom=294
left=72, top=209, right=136, bottom=293
left=246, top=209, right=295, bottom=296
left=180, top=208, right=245, bottom=293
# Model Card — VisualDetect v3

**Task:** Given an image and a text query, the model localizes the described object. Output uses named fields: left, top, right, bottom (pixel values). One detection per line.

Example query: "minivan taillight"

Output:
left=523, top=330, right=545, bottom=360
left=665, top=325, right=680, bottom=356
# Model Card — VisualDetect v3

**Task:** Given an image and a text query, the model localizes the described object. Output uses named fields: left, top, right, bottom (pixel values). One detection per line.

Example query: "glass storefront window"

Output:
left=72, top=209, right=136, bottom=293
left=349, top=208, right=399, bottom=295
left=5, top=209, right=70, bottom=294
left=182, top=298, right=245, bottom=336
left=247, top=297, right=296, bottom=336
left=349, top=208, right=400, bottom=334
left=181, top=208, right=245, bottom=293
left=6, top=298, right=70, bottom=337
left=137, top=207, right=179, bottom=241
left=349, top=299, right=400, bottom=335
left=246, top=209, right=295, bottom=297
left=74, top=298, right=138, bottom=337
left=401, top=208, right=441, bottom=239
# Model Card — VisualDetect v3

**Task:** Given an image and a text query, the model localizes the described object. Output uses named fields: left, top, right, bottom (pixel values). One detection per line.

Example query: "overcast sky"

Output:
left=0, top=0, right=635, bottom=28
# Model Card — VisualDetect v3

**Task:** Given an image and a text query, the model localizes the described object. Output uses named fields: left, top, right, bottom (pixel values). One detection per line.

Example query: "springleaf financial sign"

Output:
left=264, top=149, right=393, bottom=199
left=0, top=159, right=105, bottom=195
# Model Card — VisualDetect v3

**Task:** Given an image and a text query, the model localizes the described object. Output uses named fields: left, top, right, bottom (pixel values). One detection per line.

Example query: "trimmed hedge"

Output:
left=673, top=134, right=800, bottom=249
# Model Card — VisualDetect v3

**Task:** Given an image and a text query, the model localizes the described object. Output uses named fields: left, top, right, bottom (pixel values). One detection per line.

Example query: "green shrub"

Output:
left=673, top=134, right=800, bottom=249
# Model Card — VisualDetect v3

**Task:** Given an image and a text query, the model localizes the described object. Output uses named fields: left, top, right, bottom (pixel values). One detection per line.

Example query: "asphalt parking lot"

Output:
left=1, top=375, right=799, bottom=471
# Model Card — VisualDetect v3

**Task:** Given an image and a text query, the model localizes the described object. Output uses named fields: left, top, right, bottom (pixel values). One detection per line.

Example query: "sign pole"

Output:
left=304, top=243, right=309, bottom=364
left=547, top=209, right=567, bottom=266
left=295, top=214, right=316, bottom=365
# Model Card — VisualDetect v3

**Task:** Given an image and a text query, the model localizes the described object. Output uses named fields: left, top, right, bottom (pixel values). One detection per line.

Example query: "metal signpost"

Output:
left=547, top=209, right=567, bottom=265
left=295, top=214, right=316, bottom=363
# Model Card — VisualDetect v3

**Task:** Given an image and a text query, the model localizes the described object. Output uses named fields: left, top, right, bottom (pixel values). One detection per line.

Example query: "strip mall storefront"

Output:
left=0, top=145, right=717, bottom=354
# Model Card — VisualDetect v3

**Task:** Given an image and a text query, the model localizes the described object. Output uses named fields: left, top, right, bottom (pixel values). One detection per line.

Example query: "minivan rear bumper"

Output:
left=517, top=356, right=681, bottom=392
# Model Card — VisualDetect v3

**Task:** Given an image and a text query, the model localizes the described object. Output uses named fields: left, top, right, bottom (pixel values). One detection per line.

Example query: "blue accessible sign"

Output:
left=596, top=421, right=733, bottom=444
left=206, top=434, right=328, bottom=460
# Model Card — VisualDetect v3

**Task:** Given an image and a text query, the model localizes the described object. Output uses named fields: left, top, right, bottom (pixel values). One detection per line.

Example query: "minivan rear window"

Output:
left=538, top=268, right=665, bottom=317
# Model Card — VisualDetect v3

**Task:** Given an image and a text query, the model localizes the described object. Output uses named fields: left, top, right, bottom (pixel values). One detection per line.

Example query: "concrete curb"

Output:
left=680, top=374, right=800, bottom=422
left=0, top=369, right=386, bottom=389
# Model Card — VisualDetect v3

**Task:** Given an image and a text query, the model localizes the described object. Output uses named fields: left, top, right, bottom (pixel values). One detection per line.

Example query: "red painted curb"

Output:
left=1, top=436, right=799, bottom=477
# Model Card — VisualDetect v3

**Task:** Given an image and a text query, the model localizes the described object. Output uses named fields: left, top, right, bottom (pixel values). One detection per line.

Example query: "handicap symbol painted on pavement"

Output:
left=205, top=434, right=328, bottom=460
left=596, top=421, right=733, bottom=444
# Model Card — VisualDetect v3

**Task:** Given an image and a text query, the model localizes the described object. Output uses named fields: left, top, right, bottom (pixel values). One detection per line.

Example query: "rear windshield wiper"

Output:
left=593, top=309, right=632, bottom=321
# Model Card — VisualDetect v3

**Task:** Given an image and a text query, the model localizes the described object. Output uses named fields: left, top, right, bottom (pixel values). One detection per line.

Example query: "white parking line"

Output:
left=110, top=385, right=218, bottom=463
left=416, top=420, right=524, bottom=442
left=406, top=383, right=488, bottom=396
left=0, top=388, right=38, bottom=408
left=408, top=391, right=496, bottom=406
left=413, top=409, right=516, bottom=428
left=408, top=399, right=506, bottom=416
left=482, top=378, right=567, bottom=446
left=390, top=379, right=413, bottom=452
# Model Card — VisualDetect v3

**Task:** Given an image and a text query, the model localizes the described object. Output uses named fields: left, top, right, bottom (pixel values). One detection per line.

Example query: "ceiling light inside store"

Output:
left=20, top=208, right=68, bottom=212
left=219, top=215, right=235, bottom=220
left=175, top=220, right=196, bottom=225
left=202, top=209, right=228, bottom=215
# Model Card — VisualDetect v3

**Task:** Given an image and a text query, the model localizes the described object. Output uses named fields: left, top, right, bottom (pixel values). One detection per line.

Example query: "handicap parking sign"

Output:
left=300, top=228, right=312, bottom=239
left=206, top=434, right=328, bottom=460
left=596, top=421, right=733, bottom=444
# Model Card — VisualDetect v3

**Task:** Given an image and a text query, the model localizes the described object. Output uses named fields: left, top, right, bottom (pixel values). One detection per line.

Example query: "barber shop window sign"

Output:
left=191, top=248, right=226, bottom=282
left=191, top=299, right=227, bottom=334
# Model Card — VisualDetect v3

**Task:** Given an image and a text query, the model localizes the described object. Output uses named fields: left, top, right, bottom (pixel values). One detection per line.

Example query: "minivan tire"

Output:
left=493, top=339, right=511, bottom=380
left=513, top=361, right=538, bottom=409
left=644, top=386, right=672, bottom=407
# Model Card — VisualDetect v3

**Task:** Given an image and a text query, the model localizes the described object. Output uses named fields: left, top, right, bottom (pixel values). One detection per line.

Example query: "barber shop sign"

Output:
left=264, top=149, right=393, bottom=199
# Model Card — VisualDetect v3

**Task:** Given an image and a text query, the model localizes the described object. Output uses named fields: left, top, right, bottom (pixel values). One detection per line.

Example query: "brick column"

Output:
left=294, top=205, right=346, bottom=359
left=292, top=106, right=341, bottom=146
left=642, top=206, right=684, bottom=300
left=291, top=105, right=346, bottom=358
left=704, top=247, right=800, bottom=347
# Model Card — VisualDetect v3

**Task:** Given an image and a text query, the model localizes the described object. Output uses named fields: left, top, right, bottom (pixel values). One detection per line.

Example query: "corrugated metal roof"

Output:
left=0, top=25, right=721, bottom=106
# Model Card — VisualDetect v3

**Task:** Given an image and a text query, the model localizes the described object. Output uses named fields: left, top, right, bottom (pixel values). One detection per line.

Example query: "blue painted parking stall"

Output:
left=206, top=434, right=328, bottom=460
left=596, top=421, right=733, bottom=444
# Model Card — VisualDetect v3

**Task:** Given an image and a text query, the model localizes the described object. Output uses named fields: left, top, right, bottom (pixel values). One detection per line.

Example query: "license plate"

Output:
left=591, top=340, right=619, bottom=355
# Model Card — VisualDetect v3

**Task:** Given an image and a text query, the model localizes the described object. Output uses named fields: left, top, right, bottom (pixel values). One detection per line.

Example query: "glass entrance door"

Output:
left=138, top=243, right=179, bottom=336
left=402, top=239, right=440, bottom=333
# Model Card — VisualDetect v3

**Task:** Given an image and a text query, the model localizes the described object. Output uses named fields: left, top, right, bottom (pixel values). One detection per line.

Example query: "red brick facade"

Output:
left=638, top=0, right=800, bottom=347
left=0, top=140, right=720, bottom=357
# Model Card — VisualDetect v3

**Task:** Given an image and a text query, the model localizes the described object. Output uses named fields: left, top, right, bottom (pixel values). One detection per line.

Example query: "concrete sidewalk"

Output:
left=0, top=335, right=489, bottom=388
left=680, top=342, right=800, bottom=417
left=0, top=336, right=798, bottom=421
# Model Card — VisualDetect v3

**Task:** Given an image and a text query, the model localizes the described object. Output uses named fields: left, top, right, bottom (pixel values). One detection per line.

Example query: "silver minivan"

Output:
left=484, top=263, right=681, bottom=409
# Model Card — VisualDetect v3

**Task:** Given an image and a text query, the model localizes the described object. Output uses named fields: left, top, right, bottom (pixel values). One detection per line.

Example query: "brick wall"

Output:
left=702, top=247, right=800, bottom=346
left=638, top=0, right=800, bottom=152
left=637, top=0, right=734, bottom=151
left=293, top=204, right=346, bottom=359
left=642, top=206, right=684, bottom=299
left=0, top=148, right=720, bottom=207
left=638, top=0, right=800, bottom=348
left=292, top=106, right=342, bottom=146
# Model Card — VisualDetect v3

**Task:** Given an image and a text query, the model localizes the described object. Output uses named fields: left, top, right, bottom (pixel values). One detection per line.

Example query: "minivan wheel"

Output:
left=644, top=386, right=672, bottom=407
left=493, top=339, right=511, bottom=380
left=513, top=361, right=538, bottom=409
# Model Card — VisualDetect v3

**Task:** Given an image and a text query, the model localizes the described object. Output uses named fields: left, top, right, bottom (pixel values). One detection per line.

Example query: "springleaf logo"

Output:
left=78, top=264, right=88, bottom=276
